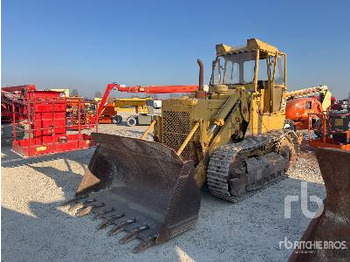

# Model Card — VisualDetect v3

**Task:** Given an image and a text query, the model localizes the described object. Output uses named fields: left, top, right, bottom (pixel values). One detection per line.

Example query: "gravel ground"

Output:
left=1, top=122, right=326, bottom=262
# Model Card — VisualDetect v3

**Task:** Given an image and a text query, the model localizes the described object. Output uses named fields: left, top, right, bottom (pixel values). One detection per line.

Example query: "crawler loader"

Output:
left=65, top=38, right=299, bottom=252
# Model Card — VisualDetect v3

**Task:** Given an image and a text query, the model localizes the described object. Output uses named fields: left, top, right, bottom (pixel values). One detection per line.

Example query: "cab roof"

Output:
left=216, top=38, right=283, bottom=57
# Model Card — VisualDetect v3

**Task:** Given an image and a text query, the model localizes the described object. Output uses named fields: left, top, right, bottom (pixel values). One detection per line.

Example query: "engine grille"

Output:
left=162, top=111, right=192, bottom=159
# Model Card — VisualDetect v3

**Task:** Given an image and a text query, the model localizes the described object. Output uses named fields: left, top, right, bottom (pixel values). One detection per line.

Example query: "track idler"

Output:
left=64, top=133, right=201, bottom=253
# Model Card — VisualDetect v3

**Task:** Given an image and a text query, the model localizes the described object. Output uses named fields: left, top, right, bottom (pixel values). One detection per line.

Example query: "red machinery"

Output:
left=308, top=110, right=350, bottom=150
left=1, top=85, right=36, bottom=123
left=66, top=97, right=97, bottom=130
left=2, top=85, right=97, bottom=157
left=285, top=85, right=334, bottom=130
left=97, top=83, right=198, bottom=123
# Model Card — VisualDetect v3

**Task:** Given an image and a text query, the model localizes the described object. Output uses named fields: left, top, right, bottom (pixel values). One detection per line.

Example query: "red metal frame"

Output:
left=66, top=98, right=97, bottom=130
left=11, top=89, right=97, bottom=157
left=1, top=85, right=36, bottom=123
left=308, top=112, right=350, bottom=150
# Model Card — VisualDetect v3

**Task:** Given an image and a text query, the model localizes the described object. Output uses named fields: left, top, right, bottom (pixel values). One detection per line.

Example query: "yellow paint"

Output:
left=154, top=38, right=290, bottom=186
left=36, top=146, right=47, bottom=152
left=334, top=118, right=343, bottom=127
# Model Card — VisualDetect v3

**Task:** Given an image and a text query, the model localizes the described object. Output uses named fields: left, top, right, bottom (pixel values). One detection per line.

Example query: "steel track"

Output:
left=207, top=131, right=293, bottom=202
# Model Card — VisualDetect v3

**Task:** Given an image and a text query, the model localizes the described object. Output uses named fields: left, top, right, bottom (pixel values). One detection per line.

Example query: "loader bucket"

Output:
left=289, top=148, right=350, bottom=261
left=70, top=133, right=201, bottom=253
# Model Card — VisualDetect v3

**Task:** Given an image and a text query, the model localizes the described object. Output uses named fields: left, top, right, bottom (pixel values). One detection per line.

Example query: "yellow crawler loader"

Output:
left=65, top=38, right=299, bottom=252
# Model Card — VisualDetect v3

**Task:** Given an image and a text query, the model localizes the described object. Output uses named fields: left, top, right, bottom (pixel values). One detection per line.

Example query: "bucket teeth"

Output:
left=72, top=134, right=201, bottom=253
left=76, top=203, right=105, bottom=217
left=68, top=198, right=96, bottom=212
left=98, top=213, right=125, bottom=230
left=68, top=202, right=84, bottom=212
left=119, top=225, right=149, bottom=244
left=132, top=236, right=157, bottom=253
left=92, top=208, right=114, bottom=221
left=76, top=206, right=93, bottom=217
left=107, top=219, right=136, bottom=237
left=60, top=194, right=88, bottom=206
left=83, top=199, right=96, bottom=204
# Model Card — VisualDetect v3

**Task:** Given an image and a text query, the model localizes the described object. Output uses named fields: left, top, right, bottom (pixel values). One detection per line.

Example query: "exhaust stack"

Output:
left=196, top=59, right=206, bottom=98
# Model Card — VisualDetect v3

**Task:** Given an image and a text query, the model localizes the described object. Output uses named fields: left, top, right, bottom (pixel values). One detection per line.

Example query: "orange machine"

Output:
left=286, top=97, right=323, bottom=129
left=308, top=110, right=350, bottom=150
left=66, top=97, right=97, bottom=129
left=285, top=85, right=333, bottom=130
left=96, top=100, right=118, bottom=124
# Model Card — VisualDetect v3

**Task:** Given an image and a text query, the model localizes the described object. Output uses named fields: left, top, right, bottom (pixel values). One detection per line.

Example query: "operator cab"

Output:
left=210, top=38, right=287, bottom=113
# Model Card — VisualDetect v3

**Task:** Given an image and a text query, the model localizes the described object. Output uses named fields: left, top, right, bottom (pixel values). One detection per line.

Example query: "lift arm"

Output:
left=97, top=83, right=198, bottom=117
left=116, top=85, right=198, bottom=94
